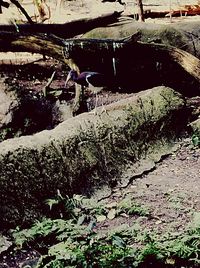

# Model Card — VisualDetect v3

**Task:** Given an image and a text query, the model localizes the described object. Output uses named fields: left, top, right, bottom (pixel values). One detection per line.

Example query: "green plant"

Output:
left=45, top=191, right=84, bottom=219
left=11, top=193, right=200, bottom=268
left=192, top=133, right=200, bottom=147
left=166, top=193, right=186, bottom=210
left=12, top=218, right=74, bottom=249
left=116, top=196, right=149, bottom=217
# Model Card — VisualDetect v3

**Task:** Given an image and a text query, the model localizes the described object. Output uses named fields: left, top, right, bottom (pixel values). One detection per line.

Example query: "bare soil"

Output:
left=99, top=138, right=200, bottom=235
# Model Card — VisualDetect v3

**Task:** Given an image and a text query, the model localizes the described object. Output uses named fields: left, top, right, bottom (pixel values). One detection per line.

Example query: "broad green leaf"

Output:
left=112, top=235, right=126, bottom=248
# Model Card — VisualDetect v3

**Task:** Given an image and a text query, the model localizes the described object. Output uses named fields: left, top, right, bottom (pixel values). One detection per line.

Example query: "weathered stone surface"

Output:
left=0, top=86, right=190, bottom=229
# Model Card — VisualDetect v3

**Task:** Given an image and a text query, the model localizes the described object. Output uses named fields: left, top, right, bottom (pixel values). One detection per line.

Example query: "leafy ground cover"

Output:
left=0, top=137, right=200, bottom=268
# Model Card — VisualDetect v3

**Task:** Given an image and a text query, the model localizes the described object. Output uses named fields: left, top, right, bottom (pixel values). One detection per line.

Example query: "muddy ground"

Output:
left=103, top=138, right=200, bottom=235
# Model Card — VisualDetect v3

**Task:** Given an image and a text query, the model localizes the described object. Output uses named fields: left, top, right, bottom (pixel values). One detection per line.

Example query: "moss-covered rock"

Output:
left=0, top=86, right=190, bottom=229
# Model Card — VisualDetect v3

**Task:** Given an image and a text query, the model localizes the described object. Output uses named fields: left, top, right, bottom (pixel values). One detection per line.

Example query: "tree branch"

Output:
left=0, top=11, right=122, bottom=38
left=0, top=31, right=200, bottom=114
left=10, top=0, right=34, bottom=24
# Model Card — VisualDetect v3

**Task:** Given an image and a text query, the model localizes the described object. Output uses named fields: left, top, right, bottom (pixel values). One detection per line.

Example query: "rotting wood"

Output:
left=168, top=4, right=200, bottom=17
left=129, top=4, right=200, bottom=20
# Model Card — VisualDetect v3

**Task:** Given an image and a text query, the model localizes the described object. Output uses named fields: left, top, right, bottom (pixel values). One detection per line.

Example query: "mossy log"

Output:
left=0, top=86, right=190, bottom=229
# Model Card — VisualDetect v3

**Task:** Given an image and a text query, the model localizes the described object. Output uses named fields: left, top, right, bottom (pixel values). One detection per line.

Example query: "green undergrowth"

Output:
left=10, top=193, right=200, bottom=268
left=192, top=133, right=200, bottom=147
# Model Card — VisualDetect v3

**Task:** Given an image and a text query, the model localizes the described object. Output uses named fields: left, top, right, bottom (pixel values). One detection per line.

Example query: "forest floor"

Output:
left=0, top=1, right=200, bottom=267
left=0, top=55, right=200, bottom=268
left=0, top=137, right=199, bottom=267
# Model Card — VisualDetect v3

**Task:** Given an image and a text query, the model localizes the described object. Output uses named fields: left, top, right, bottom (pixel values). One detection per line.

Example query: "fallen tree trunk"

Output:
left=83, top=20, right=200, bottom=58
left=1, top=30, right=200, bottom=114
left=0, top=11, right=122, bottom=38
left=0, top=86, right=190, bottom=229
left=1, top=31, right=200, bottom=83
left=60, top=35, right=200, bottom=83
left=162, top=4, right=200, bottom=17
left=1, top=31, right=200, bottom=102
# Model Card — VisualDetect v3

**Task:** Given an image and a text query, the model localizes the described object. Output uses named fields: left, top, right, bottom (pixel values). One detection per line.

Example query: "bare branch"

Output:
left=10, top=0, right=34, bottom=24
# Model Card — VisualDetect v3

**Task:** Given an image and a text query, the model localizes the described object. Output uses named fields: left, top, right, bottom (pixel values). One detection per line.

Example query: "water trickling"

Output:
left=112, top=42, right=117, bottom=76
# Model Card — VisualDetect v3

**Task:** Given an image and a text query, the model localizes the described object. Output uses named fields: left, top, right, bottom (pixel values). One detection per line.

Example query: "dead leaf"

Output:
left=0, top=235, right=12, bottom=254
left=107, top=208, right=116, bottom=219
left=96, top=215, right=106, bottom=222
left=105, top=201, right=118, bottom=208
left=166, top=258, right=175, bottom=265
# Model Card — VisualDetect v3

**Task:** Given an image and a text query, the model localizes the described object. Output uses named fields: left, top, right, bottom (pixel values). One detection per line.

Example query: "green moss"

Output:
left=0, top=87, right=189, bottom=229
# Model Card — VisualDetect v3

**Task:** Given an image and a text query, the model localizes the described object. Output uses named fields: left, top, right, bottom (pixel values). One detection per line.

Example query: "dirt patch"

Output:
left=0, top=138, right=199, bottom=268
left=95, top=138, right=200, bottom=236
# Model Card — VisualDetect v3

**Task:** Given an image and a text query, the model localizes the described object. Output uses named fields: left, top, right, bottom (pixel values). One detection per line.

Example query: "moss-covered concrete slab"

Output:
left=0, top=86, right=190, bottom=229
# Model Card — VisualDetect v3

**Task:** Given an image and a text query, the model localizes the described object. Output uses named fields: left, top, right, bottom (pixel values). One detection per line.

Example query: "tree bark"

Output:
left=0, top=31, right=200, bottom=114
left=10, top=0, right=34, bottom=24
left=0, top=11, right=122, bottom=38
left=137, top=0, right=145, bottom=22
